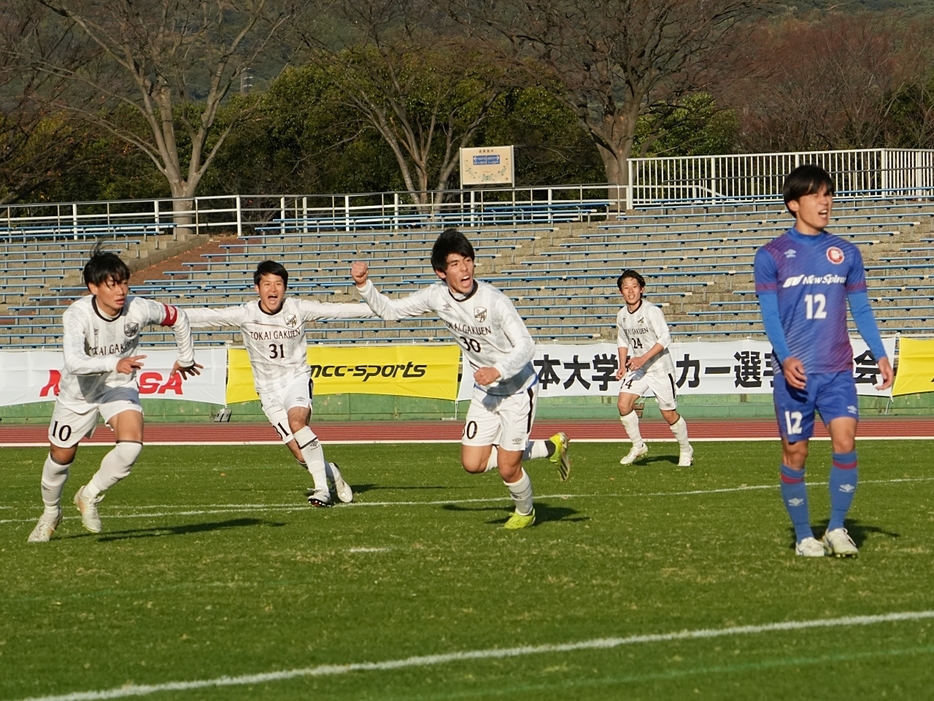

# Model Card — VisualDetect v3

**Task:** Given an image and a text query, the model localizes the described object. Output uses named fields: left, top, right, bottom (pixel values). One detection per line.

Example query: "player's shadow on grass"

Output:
left=442, top=502, right=587, bottom=525
left=785, top=519, right=900, bottom=552
left=94, top=517, right=285, bottom=542
left=636, top=455, right=684, bottom=467
left=346, top=483, right=452, bottom=495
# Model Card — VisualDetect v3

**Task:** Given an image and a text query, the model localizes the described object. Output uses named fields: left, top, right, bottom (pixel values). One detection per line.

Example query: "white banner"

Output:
left=458, top=338, right=896, bottom=400
left=0, top=347, right=228, bottom=406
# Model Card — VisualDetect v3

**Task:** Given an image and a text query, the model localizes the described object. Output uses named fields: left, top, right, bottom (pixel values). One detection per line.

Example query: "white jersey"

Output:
left=357, top=279, right=536, bottom=396
left=616, top=299, right=675, bottom=376
left=59, top=295, right=195, bottom=410
left=185, top=298, right=374, bottom=397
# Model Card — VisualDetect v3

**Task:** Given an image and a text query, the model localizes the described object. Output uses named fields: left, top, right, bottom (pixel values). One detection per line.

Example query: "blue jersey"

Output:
left=754, top=228, right=867, bottom=375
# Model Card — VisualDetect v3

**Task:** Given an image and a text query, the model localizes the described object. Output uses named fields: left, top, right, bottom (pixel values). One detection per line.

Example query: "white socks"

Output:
left=484, top=440, right=549, bottom=472
left=294, top=426, right=328, bottom=493
left=504, top=468, right=534, bottom=516
left=620, top=410, right=644, bottom=446
left=86, top=441, right=142, bottom=498
left=669, top=416, right=690, bottom=450
left=41, top=454, right=71, bottom=515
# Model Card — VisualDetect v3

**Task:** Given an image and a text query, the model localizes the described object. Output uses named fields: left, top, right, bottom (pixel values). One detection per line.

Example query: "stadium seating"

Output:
left=4, top=198, right=934, bottom=348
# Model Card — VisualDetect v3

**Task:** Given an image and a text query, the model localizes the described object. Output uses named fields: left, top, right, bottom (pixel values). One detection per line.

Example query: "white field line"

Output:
left=2, top=436, right=932, bottom=448
left=13, top=610, right=934, bottom=701
left=3, top=476, right=934, bottom=526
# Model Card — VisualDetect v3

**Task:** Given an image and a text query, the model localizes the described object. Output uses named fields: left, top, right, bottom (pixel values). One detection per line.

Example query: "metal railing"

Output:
left=0, top=148, right=931, bottom=237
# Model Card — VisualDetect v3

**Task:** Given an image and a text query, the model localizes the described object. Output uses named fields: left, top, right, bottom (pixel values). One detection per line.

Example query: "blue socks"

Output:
left=828, top=451, right=858, bottom=531
left=780, top=464, right=813, bottom=542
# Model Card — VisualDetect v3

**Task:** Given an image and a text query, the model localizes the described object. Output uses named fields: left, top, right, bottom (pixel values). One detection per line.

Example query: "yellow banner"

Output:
left=226, top=345, right=461, bottom=403
left=892, top=337, right=934, bottom=396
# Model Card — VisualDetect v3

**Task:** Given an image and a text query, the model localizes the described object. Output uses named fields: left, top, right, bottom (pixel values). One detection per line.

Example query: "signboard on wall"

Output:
left=459, top=146, right=515, bottom=186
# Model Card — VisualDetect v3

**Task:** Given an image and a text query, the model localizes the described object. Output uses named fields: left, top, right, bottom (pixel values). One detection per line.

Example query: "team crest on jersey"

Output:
left=826, top=247, right=845, bottom=264
left=124, top=322, right=139, bottom=338
left=285, top=314, right=298, bottom=328
left=474, top=307, right=488, bottom=323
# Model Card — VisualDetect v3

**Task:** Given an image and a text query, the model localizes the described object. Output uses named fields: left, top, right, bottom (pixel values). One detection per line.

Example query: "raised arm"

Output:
left=351, top=261, right=435, bottom=320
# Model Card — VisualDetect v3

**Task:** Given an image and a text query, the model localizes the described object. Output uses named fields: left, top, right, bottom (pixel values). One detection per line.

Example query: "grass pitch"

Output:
left=3, top=438, right=934, bottom=700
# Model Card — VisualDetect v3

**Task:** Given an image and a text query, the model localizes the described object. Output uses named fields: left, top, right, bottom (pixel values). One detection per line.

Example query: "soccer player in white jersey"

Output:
left=615, top=269, right=693, bottom=467
left=28, top=247, right=201, bottom=542
left=350, top=228, right=570, bottom=530
left=185, top=260, right=375, bottom=507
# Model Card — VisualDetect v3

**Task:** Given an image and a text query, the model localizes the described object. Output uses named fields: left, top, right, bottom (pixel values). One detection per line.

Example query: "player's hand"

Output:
left=628, top=356, right=643, bottom=372
left=876, top=356, right=894, bottom=391
left=781, top=357, right=807, bottom=390
left=173, top=361, right=203, bottom=379
left=116, top=355, right=146, bottom=374
left=351, top=261, right=369, bottom=287
left=474, top=366, right=501, bottom=386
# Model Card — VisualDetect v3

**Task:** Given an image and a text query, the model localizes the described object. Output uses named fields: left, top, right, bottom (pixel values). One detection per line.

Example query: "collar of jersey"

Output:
left=257, top=299, right=284, bottom=316
left=448, top=280, right=479, bottom=303
left=788, top=227, right=829, bottom=245
left=91, top=296, right=122, bottom=322
left=626, top=299, right=644, bottom=315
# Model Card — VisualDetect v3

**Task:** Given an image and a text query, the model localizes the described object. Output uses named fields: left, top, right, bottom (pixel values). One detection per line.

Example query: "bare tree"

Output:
left=0, top=0, right=93, bottom=204
left=722, top=12, right=934, bottom=153
left=450, top=0, right=766, bottom=198
left=297, top=0, right=511, bottom=208
left=24, top=0, right=301, bottom=225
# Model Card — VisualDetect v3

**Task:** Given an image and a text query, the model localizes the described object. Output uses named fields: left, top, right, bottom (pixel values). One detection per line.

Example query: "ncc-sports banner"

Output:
left=226, top=344, right=461, bottom=403
left=892, top=337, right=934, bottom=396
left=0, top=348, right=227, bottom=406
left=457, top=337, right=897, bottom=400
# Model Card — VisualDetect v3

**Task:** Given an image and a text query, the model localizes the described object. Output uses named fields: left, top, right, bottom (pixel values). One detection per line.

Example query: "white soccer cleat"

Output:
left=795, top=536, right=826, bottom=557
left=620, top=443, right=648, bottom=465
left=822, top=528, right=859, bottom=558
left=307, top=488, right=333, bottom=508
left=329, top=462, right=354, bottom=504
left=678, top=446, right=694, bottom=467
left=74, top=485, right=103, bottom=533
left=27, top=510, right=62, bottom=543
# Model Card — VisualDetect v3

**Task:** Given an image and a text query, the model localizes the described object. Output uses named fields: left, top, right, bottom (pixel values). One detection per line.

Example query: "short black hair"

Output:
left=254, top=260, right=288, bottom=287
left=783, top=164, right=835, bottom=212
left=617, top=269, right=645, bottom=291
left=431, top=228, right=475, bottom=272
left=83, top=243, right=130, bottom=287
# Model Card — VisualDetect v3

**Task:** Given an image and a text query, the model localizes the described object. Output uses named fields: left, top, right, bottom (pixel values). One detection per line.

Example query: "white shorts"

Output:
left=260, top=376, right=313, bottom=444
left=462, top=384, right=538, bottom=452
left=619, top=370, right=678, bottom=411
left=48, top=386, right=142, bottom=448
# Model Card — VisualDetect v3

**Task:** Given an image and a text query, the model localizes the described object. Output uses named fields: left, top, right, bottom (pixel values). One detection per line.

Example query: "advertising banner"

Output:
left=0, top=347, right=228, bottom=406
left=892, top=337, right=934, bottom=396
left=458, top=338, right=897, bottom=400
left=226, top=344, right=462, bottom=404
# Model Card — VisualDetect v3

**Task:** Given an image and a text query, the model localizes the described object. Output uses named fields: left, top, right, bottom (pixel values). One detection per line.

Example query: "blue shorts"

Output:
left=773, top=371, right=859, bottom=442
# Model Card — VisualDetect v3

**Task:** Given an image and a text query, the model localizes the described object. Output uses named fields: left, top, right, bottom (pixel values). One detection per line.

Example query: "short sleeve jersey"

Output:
left=616, top=299, right=675, bottom=376
left=754, top=228, right=867, bottom=374
left=185, top=298, right=374, bottom=397
left=358, top=279, right=536, bottom=396
left=59, top=295, right=193, bottom=410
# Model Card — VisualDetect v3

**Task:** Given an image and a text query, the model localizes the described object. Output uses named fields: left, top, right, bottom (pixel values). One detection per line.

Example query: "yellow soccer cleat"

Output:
left=549, top=432, right=571, bottom=481
left=504, top=509, right=536, bottom=530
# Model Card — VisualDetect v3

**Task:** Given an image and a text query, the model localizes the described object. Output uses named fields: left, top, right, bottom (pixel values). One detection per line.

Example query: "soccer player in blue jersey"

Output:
left=754, top=164, right=893, bottom=558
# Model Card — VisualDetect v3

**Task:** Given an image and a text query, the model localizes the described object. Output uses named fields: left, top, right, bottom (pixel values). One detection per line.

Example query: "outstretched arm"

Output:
left=351, top=260, right=434, bottom=320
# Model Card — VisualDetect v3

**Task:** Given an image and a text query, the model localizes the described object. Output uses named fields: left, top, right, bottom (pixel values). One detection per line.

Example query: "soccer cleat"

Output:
left=27, top=510, right=62, bottom=543
left=620, top=443, right=649, bottom=465
left=822, top=528, right=859, bottom=558
left=678, top=446, right=694, bottom=467
left=549, top=432, right=571, bottom=482
left=504, top=509, right=536, bottom=530
left=74, top=485, right=103, bottom=533
left=795, top=536, right=826, bottom=557
left=307, top=489, right=333, bottom=508
left=329, top=462, right=354, bottom=504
